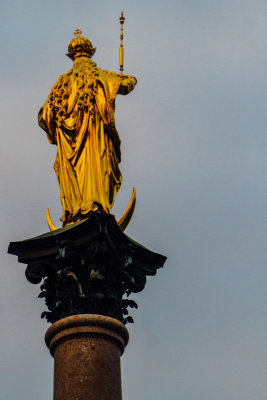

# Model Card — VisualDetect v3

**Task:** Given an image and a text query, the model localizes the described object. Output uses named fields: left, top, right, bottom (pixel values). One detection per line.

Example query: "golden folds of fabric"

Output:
left=38, top=56, right=136, bottom=225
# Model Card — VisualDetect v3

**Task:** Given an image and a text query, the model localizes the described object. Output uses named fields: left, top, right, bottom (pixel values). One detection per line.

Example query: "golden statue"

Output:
left=38, top=25, right=137, bottom=229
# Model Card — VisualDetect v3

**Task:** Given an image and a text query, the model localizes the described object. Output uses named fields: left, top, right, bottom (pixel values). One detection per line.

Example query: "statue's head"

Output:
left=66, top=29, right=96, bottom=60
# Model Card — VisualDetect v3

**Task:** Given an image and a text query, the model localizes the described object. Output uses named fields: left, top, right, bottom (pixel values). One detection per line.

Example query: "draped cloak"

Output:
left=38, top=57, right=136, bottom=225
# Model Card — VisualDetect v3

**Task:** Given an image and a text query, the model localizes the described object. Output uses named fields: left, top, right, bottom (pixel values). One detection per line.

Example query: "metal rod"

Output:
left=119, top=12, right=125, bottom=74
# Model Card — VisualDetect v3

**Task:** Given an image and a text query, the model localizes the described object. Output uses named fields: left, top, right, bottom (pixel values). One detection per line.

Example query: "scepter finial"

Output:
left=120, top=11, right=125, bottom=24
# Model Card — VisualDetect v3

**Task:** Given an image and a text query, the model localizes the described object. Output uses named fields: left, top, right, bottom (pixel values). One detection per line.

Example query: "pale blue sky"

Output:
left=1, top=1, right=267, bottom=399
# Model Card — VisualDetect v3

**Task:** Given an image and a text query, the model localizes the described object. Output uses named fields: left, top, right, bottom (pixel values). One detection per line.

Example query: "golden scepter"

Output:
left=119, top=11, right=125, bottom=74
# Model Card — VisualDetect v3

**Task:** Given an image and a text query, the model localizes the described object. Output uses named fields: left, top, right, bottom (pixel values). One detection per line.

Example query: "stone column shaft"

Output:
left=45, top=314, right=129, bottom=400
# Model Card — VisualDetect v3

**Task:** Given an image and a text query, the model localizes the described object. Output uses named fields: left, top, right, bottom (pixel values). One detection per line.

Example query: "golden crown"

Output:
left=66, top=29, right=96, bottom=60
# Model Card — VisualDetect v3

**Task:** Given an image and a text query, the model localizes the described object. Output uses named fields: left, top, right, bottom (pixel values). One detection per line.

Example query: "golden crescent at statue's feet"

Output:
left=116, top=187, right=136, bottom=231
left=46, top=187, right=137, bottom=233
left=46, top=208, right=58, bottom=231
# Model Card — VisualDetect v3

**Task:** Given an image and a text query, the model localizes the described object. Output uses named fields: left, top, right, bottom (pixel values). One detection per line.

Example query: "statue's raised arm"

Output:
left=38, top=30, right=137, bottom=227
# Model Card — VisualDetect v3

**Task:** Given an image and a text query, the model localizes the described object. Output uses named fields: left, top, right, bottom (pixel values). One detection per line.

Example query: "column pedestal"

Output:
left=45, top=314, right=129, bottom=400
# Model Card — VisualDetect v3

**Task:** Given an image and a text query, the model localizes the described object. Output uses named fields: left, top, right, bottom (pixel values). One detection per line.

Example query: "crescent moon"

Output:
left=46, top=187, right=137, bottom=232
left=117, top=187, right=136, bottom=231
left=46, top=208, right=58, bottom=231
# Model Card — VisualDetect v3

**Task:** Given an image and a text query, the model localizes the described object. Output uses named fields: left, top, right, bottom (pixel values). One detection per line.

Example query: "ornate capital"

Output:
left=9, top=214, right=166, bottom=324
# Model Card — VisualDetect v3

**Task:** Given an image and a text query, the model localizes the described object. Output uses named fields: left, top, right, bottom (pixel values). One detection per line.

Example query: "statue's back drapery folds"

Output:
left=38, top=32, right=136, bottom=226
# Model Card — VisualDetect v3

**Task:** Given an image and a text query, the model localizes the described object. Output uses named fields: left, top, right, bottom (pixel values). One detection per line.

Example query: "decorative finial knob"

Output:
left=74, top=29, right=82, bottom=37
left=119, top=12, right=125, bottom=24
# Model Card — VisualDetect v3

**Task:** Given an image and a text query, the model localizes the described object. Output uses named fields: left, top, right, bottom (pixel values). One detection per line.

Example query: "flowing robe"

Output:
left=38, top=57, right=136, bottom=225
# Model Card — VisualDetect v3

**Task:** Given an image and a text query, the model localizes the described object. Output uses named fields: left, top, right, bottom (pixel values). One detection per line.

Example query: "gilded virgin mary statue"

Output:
left=38, top=30, right=137, bottom=227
